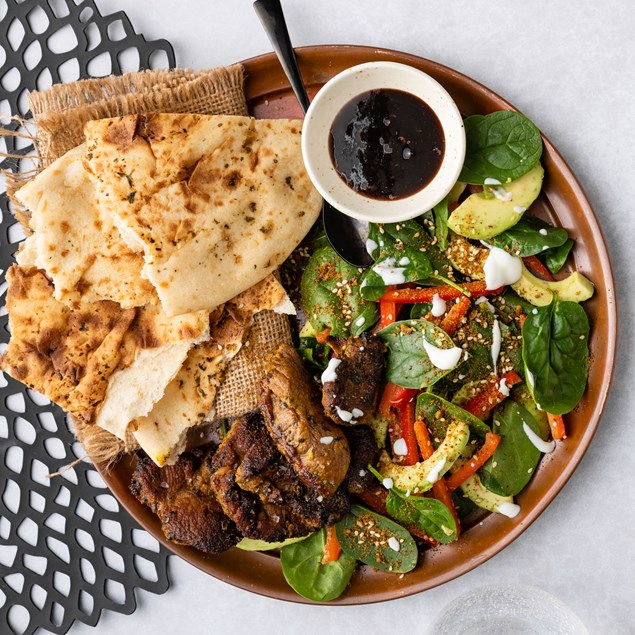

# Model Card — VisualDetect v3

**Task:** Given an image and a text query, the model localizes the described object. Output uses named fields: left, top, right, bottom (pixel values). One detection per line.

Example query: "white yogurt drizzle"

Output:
left=366, top=238, right=378, bottom=255
left=355, top=316, right=366, bottom=327
left=523, top=422, right=556, bottom=454
left=539, top=228, right=548, bottom=236
left=513, top=206, right=526, bottom=214
left=423, top=340, right=463, bottom=371
left=398, top=256, right=410, bottom=266
left=496, top=502, right=521, bottom=518
left=491, top=319, right=502, bottom=374
left=321, top=358, right=341, bottom=384
left=382, top=477, right=394, bottom=490
left=431, top=293, right=447, bottom=317
left=484, top=177, right=502, bottom=185
left=351, top=408, right=364, bottom=419
left=393, top=438, right=408, bottom=456
left=427, top=457, right=447, bottom=484
left=372, top=257, right=407, bottom=285
left=388, top=536, right=401, bottom=552
left=498, top=378, right=510, bottom=397
left=483, top=246, right=523, bottom=290
left=489, top=186, right=513, bottom=202
left=526, top=368, right=535, bottom=390
left=320, top=436, right=334, bottom=445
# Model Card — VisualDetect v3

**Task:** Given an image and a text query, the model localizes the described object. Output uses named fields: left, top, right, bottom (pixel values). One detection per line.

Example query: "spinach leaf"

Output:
left=433, top=196, right=450, bottom=250
left=459, top=111, right=543, bottom=184
left=488, top=216, right=568, bottom=257
left=301, top=245, right=378, bottom=337
left=366, top=220, right=456, bottom=286
left=297, top=337, right=331, bottom=371
left=280, top=529, right=357, bottom=602
left=543, top=238, right=574, bottom=274
left=378, top=319, right=462, bottom=389
left=479, top=400, right=544, bottom=496
left=335, top=504, right=418, bottom=573
left=386, top=488, right=457, bottom=544
left=416, top=392, right=491, bottom=442
left=522, top=298, right=589, bottom=414
left=409, top=303, right=433, bottom=319
left=360, top=247, right=433, bottom=301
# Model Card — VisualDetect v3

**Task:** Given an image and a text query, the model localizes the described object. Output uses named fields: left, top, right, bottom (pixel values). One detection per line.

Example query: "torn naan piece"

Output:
left=83, top=113, right=321, bottom=316
left=0, top=265, right=208, bottom=435
left=132, top=274, right=293, bottom=467
left=14, top=145, right=156, bottom=309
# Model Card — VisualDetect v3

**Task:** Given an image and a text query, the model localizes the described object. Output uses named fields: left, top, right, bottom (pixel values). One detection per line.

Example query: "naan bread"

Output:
left=0, top=265, right=208, bottom=433
left=132, top=274, right=293, bottom=466
left=14, top=145, right=155, bottom=309
left=83, top=113, right=321, bottom=316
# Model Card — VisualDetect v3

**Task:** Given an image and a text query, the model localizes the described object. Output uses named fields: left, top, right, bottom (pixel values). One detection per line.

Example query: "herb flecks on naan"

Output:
left=15, top=145, right=155, bottom=309
left=133, top=275, right=293, bottom=467
left=84, top=113, right=321, bottom=316
left=0, top=265, right=209, bottom=435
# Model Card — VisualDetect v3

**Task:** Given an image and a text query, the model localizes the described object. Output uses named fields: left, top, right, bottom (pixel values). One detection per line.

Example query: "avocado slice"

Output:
left=511, top=262, right=594, bottom=306
left=458, top=471, right=518, bottom=516
left=448, top=163, right=544, bottom=239
left=237, top=535, right=309, bottom=551
left=379, top=419, right=469, bottom=492
left=446, top=232, right=487, bottom=279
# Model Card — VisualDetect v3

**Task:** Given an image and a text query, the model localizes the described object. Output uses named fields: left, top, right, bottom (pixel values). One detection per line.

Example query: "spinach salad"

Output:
left=278, top=110, right=595, bottom=601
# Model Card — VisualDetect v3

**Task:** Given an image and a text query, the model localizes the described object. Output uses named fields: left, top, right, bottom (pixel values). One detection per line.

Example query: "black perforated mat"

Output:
left=0, top=1, right=176, bottom=633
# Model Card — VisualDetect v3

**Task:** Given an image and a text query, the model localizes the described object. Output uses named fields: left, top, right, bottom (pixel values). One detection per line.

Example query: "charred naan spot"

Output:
left=235, top=254, right=243, bottom=265
left=93, top=219, right=103, bottom=231
left=297, top=210, right=306, bottom=217
left=285, top=176, right=295, bottom=190
left=223, top=171, right=242, bottom=190
left=12, top=364, right=28, bottom=380
left=105, top=116, right=138, bottom=149
left=249, top=150, right=260, bottom=171
left=60, top=221, right=70, bottom=233
left=60, top=249, right=69, bottom=258
left=259, top=221, right=274, bottom=236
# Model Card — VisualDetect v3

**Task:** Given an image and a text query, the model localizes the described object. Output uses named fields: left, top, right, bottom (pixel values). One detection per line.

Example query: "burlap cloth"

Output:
left=6, top=65, right=292, bottom=465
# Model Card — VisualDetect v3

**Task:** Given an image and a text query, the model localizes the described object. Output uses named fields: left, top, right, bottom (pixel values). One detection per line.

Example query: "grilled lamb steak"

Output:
left=198, top=414, right=349, bottom=543
left=321, top=333, right=386, bottom=425
left=130, top=452, right=240, bottom=553
left=343, top=425, right=379, bottom=494
left=261, top=343, right=351, bottom=498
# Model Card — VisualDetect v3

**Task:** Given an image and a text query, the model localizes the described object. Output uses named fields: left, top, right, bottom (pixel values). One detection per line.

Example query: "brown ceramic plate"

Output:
left=99, top=45, right=617, bottom=604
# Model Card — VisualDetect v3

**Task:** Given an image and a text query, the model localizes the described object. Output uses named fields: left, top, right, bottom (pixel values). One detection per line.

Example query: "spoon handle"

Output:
left=253, top=0, right=311, bottom=114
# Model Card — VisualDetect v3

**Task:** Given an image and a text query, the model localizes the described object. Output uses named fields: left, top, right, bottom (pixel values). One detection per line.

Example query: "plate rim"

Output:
left=97, top=44, right=618, bottom=605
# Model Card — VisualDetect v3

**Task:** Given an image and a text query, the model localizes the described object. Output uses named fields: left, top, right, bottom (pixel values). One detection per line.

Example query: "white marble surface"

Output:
left=66, top=0, right=635, bottom=632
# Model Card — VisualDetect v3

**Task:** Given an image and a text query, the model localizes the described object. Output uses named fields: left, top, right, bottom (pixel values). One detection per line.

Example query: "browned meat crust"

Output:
left=261, top=343, right=350, bottom=498
left=322, top=333, right=386, bottom=425
left=343, top=425, right=379, bottom=494
left=198, top=414, right=349, bottom=543
left=130, top=453, right=240, bottom=554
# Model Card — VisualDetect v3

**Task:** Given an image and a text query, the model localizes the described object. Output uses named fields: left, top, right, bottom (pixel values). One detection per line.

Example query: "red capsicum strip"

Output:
left=390, top=399, right=420, bottom=466
left=463, top=371, right=523, bottom=420
left=413, top=419, right=461, bottom=538
left=445, top=432, right=501, bottom=492
left=523, top=256, right=555, bottom=281
left=380, top=281, right=502, bottom=304
left=321, top=525, right=341, bottom=564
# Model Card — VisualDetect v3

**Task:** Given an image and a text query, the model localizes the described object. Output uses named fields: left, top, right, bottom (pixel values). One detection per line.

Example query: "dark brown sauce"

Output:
left=329, top=88, right=445, bottom=200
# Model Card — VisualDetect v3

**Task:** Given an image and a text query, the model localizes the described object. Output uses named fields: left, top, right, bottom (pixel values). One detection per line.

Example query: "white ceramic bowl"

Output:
left=301, top=61, right=466, bottom=224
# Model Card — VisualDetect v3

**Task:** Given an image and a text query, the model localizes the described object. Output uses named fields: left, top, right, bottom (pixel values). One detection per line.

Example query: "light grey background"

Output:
left=69, top=0, right=633, bottom=632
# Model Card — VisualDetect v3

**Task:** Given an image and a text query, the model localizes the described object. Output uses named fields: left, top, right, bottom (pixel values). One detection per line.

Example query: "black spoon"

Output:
left=253, top=0, right=372, bottom=268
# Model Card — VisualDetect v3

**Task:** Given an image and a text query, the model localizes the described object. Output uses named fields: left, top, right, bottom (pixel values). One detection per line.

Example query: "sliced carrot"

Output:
left=445, top=432, right=501, bottom=491
left=463, top=371, right=523, bottom=420
left=523, top=256, right=555, bottom=281
left=413, top=419, right=461, bottom=538
left=321, top=525, right=341, bottom=564
left=356, top=488, right=439, bottom=547
left=440, top=295, right=472, bottom=336
left=548, top=412, right=567, bottom=440
left=380, top=281, right=502, bottom=304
